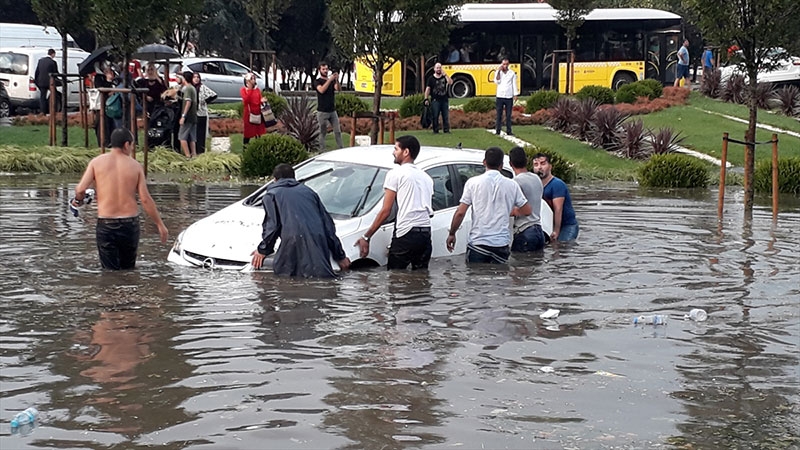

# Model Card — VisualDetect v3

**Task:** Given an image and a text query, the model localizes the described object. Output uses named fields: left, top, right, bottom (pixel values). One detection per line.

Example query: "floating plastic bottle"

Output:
left=633, top=315, right=667, bottom=325
left=68, top=188, right=95, bottom=217
left=10, top=407, right=38, bottom=428
left=684, top=308, right=708, bottom=322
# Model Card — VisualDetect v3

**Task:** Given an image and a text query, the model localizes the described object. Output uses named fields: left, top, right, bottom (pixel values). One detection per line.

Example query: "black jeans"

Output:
left=38, top=87, right=49, bottom=115
left=495, top=97, right=513, bottom=134
left=431, top=98, right=449, bottom=133
left=96, top=217, right=140, bottom=270
left=387, top=228, right=432, bottom=270
left=196, top=116, right=207, bottom=154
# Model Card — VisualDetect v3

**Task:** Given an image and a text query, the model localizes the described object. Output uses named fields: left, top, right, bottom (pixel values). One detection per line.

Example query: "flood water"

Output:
left=1, top=177, right=798, bottom=450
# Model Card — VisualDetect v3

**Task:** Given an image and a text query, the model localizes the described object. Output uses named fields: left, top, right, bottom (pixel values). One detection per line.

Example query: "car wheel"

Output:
left=612, top=72, right=636, bottom=91
left=450, top=75, right=475, bottom=99
left=0, top=99, right=10, bottom=118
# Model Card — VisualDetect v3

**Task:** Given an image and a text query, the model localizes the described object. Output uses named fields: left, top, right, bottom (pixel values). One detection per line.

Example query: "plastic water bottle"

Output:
left=10, top=407, right=38, bottom=428
left=68, top=188, right=95, bottom=217
left=633, top=315, right=667, bottom=325
left=685, top=308, right=708, bottom=322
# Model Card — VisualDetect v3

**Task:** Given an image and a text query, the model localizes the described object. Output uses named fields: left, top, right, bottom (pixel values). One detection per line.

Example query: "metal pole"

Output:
left=143, top=94, right=149, bottom=177
left=99, top=92, right=107, bottom=153
left=129, top=91, right=136, bottom=159
left=771, top=133, right=779, bottom=219
left=718, top=132, right=728, bottom=219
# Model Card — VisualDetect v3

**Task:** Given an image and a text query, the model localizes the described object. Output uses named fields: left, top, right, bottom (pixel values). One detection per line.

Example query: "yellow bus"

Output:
left=355, top=3, right=683, bottom=97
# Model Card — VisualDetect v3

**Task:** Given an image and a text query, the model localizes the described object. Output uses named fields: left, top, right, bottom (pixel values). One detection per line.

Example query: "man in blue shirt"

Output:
left=533, top=153, right=579, bottom=242
left=702, top=46, right=714, bottom=82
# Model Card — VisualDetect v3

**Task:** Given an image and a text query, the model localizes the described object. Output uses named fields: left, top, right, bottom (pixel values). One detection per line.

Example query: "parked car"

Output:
left=0, top=23, right=81, bottom=49
left=0, top=46, right=90, bottom=114
left=180, top=57, right=266, bottom=102
left=168, top=145, right=554, bottom=271
left=0, top=79, right=10, bottom=118
left=719, top=48, right=800, bottom=86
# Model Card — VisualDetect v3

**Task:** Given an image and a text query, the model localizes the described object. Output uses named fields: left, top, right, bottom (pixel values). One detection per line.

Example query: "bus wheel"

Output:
left=450, top=76, right=474, bottom=98
left=612, top=73, right=636, bottom=90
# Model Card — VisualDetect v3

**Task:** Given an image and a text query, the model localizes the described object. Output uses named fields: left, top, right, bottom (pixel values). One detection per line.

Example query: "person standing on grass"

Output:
left=702, top=46, right=715, bottom=81
left=177, top=71, right=198, bottom=158
left=34, top=49, right=58, bottom=116
left=533, top=153, right=579, bottom=242
left=494, top=58, right=518, bottom=136
left=192, top=72, right=217, bottom=155
left=316, top=62, right=343, bottom=151
left=424, top=62, right=453, bottom=134
left=674, top=39, right=691, bottom=88
left=241, top=72, right=266, bottom=147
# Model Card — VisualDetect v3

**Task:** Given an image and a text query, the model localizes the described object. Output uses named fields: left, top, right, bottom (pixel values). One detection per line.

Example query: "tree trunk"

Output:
left=61, top=34, right=68, bottom=147
left=371, top=66, right=383, bottom=144
left=744, top=78, right=757, bottom=217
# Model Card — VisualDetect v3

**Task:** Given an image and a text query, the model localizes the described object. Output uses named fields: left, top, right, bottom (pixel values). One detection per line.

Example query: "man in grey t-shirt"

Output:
left=177, top=70, right=198, bottom=158
left=509, top=147, right=545, bottom=252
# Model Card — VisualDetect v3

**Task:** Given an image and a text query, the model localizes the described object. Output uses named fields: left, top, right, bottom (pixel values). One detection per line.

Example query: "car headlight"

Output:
left=172, top=231, right=185, bottom=254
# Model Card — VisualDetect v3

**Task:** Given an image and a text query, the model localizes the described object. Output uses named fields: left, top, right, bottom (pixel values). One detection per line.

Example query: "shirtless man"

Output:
left=72, top=128, right=169, bottom=269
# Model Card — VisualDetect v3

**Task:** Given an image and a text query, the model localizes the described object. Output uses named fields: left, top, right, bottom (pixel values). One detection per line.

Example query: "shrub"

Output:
left=616, top=82, right=655, bottom=104
left=569, top=98, right=598, bottom=141
left=754, top=157, right=800, bottom=194
left=747, top=82, right=775, bottom=110
left=588, top=107, right=628, bottom=151
left=700, top=69, right=722, bottom=98
left=241, top=133, right=308, bottom=178
left=523, top=146, right=576, bottom=183
left=399, top=94, right=425, bottom=118
left=264, top=92, right=288, bottom=118
left=773, top=85, right=800, bottom=117
left=575, top=85, right=615, bottom=105
left=638, top=154, right=710, bottom=188
left=335, top=93, right=370, bottom=117
left=646, top=127, right=685, bottom=155
left=618, top=119, right=649, bottom=159
left=463, top=97, right=496, bottom=113
left=235, top=102, right=244, bottom=119
left=638, top=79, right=664, bottom=99
left=721, top=74, right=746, bottom=104
left=281, top=95, right=320, bottom=152
left=547, top=97, right=576, bottom=133
left=526, top=90, right=560, bottom=113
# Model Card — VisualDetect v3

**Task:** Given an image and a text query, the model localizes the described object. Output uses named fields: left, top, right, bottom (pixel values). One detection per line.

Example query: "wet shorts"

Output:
left=178, top=122, right=197, bottom=142
left=96, top=217, right=140, bottom=270
left=676, top=64, right=690, bottom=79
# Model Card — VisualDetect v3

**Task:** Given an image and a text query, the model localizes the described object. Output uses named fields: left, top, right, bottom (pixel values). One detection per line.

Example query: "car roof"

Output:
left=181, top=57, right=247, bottom=66
left=314, top=145, right=490, bottom=169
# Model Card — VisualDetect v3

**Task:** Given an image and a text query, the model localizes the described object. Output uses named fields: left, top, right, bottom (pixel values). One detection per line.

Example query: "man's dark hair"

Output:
left=318, top=61, right=328, bottom=69
left=272, top=163, right=295, bottom=180
left=508, top=146, right=527, bottom=169
left=396, top=135, right=421, bottom=159
left=182, top=71, right=193, bottom=83
left=533, top=152, right=551, bottom=163
left=110, top=128, right=134, bottom=148
left=485, top=147, right=505, bottom=169
left=47, top=49, right=55, bottom=56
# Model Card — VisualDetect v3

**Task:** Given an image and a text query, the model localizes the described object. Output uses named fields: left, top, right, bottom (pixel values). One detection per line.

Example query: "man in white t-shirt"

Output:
left=447, top=147, right=531, bottom=264
left=356, top=136, right=434, bottom=269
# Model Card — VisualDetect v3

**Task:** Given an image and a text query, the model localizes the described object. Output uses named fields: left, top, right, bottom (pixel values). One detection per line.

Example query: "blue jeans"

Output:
left=495, top=97, right=513, bottom=134
left=431, top=98, right=449, bottom=133
left=557, top=223, right=580, bottom=242
left=512, top=224, right=545, bottom=252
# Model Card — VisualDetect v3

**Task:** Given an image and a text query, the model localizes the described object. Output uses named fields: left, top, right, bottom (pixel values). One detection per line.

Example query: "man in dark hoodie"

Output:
left=250, top=164, right=351, bottom=277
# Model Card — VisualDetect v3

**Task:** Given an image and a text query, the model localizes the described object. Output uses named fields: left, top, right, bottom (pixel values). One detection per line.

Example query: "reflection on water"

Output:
left=1, top=177, right=798, bottom=449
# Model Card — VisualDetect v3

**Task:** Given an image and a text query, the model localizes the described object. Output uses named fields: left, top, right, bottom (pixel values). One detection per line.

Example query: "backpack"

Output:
left=105, top=92, right=123, bottom=119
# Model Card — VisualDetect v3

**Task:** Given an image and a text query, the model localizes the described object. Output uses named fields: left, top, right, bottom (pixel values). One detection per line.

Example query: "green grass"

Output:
left=0, top=125, right=99, bottom=148
left=688, top=92, right=800, bottom=134
left=636, top=105, right=800, bottom=167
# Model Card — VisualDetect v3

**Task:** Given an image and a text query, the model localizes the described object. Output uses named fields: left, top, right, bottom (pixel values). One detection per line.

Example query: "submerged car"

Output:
left=168, top=145, right=554, bottom=271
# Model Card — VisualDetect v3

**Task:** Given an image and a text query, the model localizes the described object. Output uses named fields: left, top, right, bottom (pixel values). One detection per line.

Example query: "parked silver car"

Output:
left=181, top=57, right=266, bottom=102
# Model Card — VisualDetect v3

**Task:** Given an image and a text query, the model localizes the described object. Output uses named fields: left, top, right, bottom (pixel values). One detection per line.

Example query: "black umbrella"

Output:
left=132, top=44, right=181, bottom=61
left=78, top=45, right=114, bottom=77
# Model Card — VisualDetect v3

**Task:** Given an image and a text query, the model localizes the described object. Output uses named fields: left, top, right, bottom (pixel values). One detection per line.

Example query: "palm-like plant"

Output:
left=588, top=107, right=629, bottom=151
left=772, top=85, right=800, bottom=117
left=646, top=127, right=685, bottom=155
left=720, top=74, right=746, bottom=104
left=617, top=119, right=648, bottom=159
left=547, top=97, right=576, bottom=133
left=747, top=82, right=775, bottom=110
left=700, top=69, right=722, bottom=98
left=280, top=95, right=320, bottom=152
left=569, top=98, right=598, bottom=141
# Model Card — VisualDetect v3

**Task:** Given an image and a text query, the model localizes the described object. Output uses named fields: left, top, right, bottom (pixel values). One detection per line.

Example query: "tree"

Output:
left=195, top=0, right=262, bottom=62
left=549, top=0, right=595, bottom=51
left=686, top=0, right=800, bottom=214
left=30, top=0, right=91, bottom=146
left=329, top=0, right=463, bottom=142
left=270, top=0, right=334, bottom=89
left=244, top=0, right=291, bottom=54
left=160, top=0, right=206, bottom=55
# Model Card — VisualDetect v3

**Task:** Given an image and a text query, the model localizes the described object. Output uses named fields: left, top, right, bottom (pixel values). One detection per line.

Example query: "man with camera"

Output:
left=316, top=62, right=343, bottom=151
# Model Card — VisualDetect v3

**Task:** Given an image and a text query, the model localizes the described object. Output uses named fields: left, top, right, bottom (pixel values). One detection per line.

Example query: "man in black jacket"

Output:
left=34, top=49, right=58, bottom=115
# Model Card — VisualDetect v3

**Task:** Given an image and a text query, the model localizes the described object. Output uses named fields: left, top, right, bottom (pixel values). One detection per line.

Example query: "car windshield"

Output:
left=245, top=160, right=388, bottom=219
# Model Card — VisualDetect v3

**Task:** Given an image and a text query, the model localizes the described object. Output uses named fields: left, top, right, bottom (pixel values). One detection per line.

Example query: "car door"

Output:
left=191, top=61, right=230, bottom=102
left=425, top=164, right=463, bottom=258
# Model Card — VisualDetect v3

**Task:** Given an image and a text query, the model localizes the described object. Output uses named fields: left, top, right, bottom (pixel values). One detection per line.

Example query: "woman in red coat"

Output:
left=241, top=72, right=266, bottom=146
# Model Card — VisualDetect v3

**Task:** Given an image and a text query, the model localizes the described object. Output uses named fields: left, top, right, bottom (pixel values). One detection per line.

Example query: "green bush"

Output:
left=399, top=94, right=425, bottom=118
left=335, top=93, right=370, bottom=117
left=575, top=85, right=615, bottom=105
left=463, top=97, right=496, bottom=113
left=522, top=145, right=576, bottom=184
left=754, top=157, right=800, bottom=194
left=235, top=102, right=244, bottom=119
left=637, top=154, right=710, bottom=188
left=264, top=92, right=288, bottom=118
left=638, top=79, right=664, bottom=99
left=241, top=134, right=309, bottom=178
left=616, top=82, right=655, bottom=104
left=525, top=90, right=561, bottom=113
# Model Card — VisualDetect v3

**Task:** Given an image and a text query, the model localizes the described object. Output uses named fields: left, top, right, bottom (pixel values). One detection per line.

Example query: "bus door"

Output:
left=646, top=29, right=681, bottom=85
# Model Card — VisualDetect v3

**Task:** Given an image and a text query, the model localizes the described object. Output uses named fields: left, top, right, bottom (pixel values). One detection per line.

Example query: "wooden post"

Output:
left=80, top=82, right=88, bottom=148
left=49, top=77, right=56, bottom=146
left=550, top=53, right=557, bottom=91
left=99, top=92, right=107, bottom=153
left=350, top=112, right=356, bottom=147
left=389, top=112, right=395, bottom=144
left=569, top=51, right=575, bottom=95
left=718, top=132, right=728, bottom=219
left=771, top=133, right=779, bottom=219
left=143, top=94, right=149, bottom=177
left=129, top=91, right=137, bottom=159
left=743, top=131, right=751, bottom=212
left=420, top=56, right=426, bottom=95
left=378, top=114, right=385, bottom=144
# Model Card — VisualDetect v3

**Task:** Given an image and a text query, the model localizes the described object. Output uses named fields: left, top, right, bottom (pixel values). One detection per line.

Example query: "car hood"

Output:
left=179, top=200, right=363, bottom=265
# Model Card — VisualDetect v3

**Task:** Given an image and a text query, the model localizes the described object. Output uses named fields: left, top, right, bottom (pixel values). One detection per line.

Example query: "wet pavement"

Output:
left=1, top=176, right=798, bottom=449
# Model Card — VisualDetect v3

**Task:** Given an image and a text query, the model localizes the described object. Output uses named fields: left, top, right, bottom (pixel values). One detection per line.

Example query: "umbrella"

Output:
left=132, top=44, right=181, bottom=61
left=78, top=45, right=114, bottom=77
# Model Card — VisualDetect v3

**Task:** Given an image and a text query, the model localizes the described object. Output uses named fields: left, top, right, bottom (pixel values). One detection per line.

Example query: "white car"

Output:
left=168, top=145, right=554, bottom=271
left=719, top=48, right=800, bottom=86
left=181, top=57, right=266, bottom=102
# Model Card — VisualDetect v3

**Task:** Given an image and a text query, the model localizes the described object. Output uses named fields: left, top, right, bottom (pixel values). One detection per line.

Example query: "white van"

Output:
left=0, top=23, right=79, bottom=49
left=0, top=47, right=89, bottom=114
